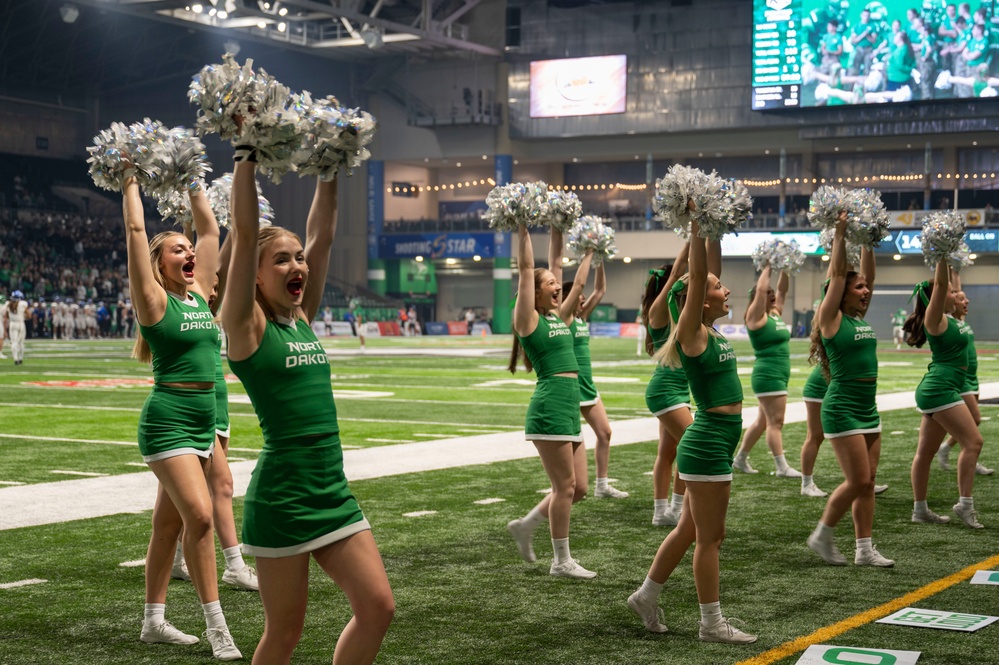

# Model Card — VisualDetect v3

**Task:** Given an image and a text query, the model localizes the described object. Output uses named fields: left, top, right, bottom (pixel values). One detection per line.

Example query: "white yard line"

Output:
left=0, top=433, right=135, bottom=446
left=2, top=383, right=997, bottom=532
left=50, top=471, right=108, bottom=477
left=0, top=579, right=47, bottom=590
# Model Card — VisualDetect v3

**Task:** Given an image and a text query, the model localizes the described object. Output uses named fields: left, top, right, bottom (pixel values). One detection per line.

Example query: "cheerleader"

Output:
left=640, top=244, right=693, bottom=526
left=906, top=261, right=985, bottom=528
left=224, top=159, right=394, bottom=662
left=506, top=224, right=597, bottom=579
left=549, top=229, right=624, bottom=499
left=627, top=217, right=757, bottom=644
left=936, top=277, right=992, bottom=476
left=122, top=170, right=242, bottom=659
left=732, top=263, right=802, bottom=478
left=806, top=212, right=893, bottom=567
left=1, top=290, right=27, bottom=365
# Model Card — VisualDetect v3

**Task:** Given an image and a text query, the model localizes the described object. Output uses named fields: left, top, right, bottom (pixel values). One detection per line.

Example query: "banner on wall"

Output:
left=439, top=200, right=487, bottom=224
left=889, top=209, right=984, bottom=228
left=378, top=232, right=510, bottom=259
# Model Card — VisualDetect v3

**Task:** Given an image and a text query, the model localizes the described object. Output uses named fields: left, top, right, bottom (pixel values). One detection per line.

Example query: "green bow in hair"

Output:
left=509, top=295, right=518, bottom=310
left=666, top=280, right=686, bottom=322
left=910, top=280, right=931, bottom=307
left=646, top=268, right=667, bottom=289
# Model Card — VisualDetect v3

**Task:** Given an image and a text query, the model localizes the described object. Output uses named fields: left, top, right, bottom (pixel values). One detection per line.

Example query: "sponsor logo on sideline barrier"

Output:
left=424, top=322, right=450, bottom=336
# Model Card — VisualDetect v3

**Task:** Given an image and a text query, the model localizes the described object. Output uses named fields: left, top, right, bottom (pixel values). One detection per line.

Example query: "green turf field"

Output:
left=1, top=336, right=997, bottom=664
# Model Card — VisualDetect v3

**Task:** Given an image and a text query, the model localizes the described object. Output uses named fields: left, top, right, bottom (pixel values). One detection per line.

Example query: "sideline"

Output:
left=1, top=383, right=997, bottom=531
left=734, top=552, right=999, bottom=665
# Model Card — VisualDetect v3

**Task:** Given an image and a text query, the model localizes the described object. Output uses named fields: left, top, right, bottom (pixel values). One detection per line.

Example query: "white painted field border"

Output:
left=402, top=511, right=437, bottom=517
left=0, top=433, right=135, bottom=447
left=0, top=579, right=47, bottom=590
left=50, top=471, right=108, bottom=477
left=119, top=559, right=146, bottom=568
left=473, top=498, right=506, bottom=505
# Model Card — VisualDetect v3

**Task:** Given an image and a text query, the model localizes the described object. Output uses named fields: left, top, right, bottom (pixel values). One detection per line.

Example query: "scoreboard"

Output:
left=752, top=0, right=803, bottom=110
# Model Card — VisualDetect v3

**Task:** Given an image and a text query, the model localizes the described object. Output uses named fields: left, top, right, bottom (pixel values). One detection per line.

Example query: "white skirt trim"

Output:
left=242, top=518, right=371, bottom=558
left=826, top=426, right=881, bottom=439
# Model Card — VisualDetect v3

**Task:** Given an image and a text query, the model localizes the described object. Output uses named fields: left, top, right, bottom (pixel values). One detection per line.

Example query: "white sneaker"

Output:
left=0, top=353, right=6, bottom=359
left=937, top=448, right=952, bottom=471
left=912, top=508, right=950, bottom=524
left=506, top=519, right=536, bottom=563
left=652, top=506, right=680, bottom=527
left=807, top=533, right=847, bottom=566
left=801, top=483, right=828, bottom=498
left=732, top=457, right=758, bottom=474
left=855, top=546, right=895, bottom=567
left=699, top=617, right=757, bottom=644
left=204, top=627, right=242, bottom=661
left=594, top=485, right=629, bottom=499
left=140, top=621, right=200, bottom=645
left=627, top=591, right=668, bottom=633
left=221, top=565, right=258, bottom=591
left=550, top=558, right=597, bottom=579
left=953, top=503, right=985, bottom=529
left=874, top=484, right=889, bottom=495
left=776, top=466, right=803, bottom=478
left=171, top=560, right=191, bottom=581
left=976, top=463, right=995, bottom=476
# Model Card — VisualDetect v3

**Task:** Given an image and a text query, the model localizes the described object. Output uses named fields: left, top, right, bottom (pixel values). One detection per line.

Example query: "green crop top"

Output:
left=570, top=318, right=591, bottom=369
left=748, top=314, right=790, bottom=359
left=228, top=316, right=339, bottom=442
left=678, top=331, right=743, bottom=409
left=926, top=315, right=971, bottom=369
left=517, top=312, right=579, bottom=379
left=138, top=291, right=218, bottom=384
left=822, top=315, right=878, bottom=381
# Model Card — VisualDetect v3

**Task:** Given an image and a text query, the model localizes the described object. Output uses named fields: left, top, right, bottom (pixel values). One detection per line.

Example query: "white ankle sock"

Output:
left=734, top=451, right=748, bottom=464
left=939, top=443, right=952, bottom=454
left=774, top=454, right=789, bottom=471
left=802, top=474, right=814, bottom=486
left=202, top=600, right=227, bottom=630
left=959, top=496, right=974, bottom=507
left=856, top=537, right=872, bottom=553
left=670, top=493, right=684, bottom=511
left=638, top=576, right=664, bottom=602
left=596, top=477, right=609, bottom=491
left=914, top=500, right=928, bottom=512
left=222, top=546, right=245, bottom=572
left=552, top=537, right=571, bottom=564
left=144, top=603, right=166, bottom=626
left=813, top=522, right=834, bottom=539
left=653, top=498, right=669, bottom=517
left=523, top=505, right=546, bottom=530
left=699, top=601, right=723, bottom=628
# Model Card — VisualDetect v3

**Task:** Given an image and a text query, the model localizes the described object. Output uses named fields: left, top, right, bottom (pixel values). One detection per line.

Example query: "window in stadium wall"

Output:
left=751, top=0, right=999, bottom=110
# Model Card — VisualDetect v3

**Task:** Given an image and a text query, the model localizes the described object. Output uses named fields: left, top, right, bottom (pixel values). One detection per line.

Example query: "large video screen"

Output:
left=529, top=55, right=627, bottom=118
left=752, top=1, right=998, bottom=110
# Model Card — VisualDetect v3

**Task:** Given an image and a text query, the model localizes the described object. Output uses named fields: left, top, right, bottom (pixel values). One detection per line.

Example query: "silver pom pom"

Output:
left=206, top=173, right=274, bottom=229
left=921, top=211, right=966, bottom=267
left=136, top=123, right=211, bottom=201
left=294, top=94, right=377, bottom=180
left=652, top=164, right=708, bottom=236
left=819, top=227, right=861, bottom=266
left=567, top=215, right=617, bottom=264
left=691, top=177, right=752, bottom=240
left=946, top=242, right=973, bottom=272
left=543, top=190, right=583, bottom=231
left=809, top=186, right=889, bottom=250
left=86, top=122, right=137, bottom=192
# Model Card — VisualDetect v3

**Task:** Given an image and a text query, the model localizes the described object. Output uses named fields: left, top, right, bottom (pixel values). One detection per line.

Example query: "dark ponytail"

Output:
left=640, top=263, right=672, bottom=357
left=508, top=336, right=534, bottom=374
left=903, top=282, right=932, bottom=348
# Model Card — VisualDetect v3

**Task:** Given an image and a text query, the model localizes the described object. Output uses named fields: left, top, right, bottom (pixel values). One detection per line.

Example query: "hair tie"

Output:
left=910, top=280, right=931, bottom=307
left=509, top=296, right=518, bottom=310
left=666, top=279, right=686, bottom=322
left=645, top=268, right=666, bottom=289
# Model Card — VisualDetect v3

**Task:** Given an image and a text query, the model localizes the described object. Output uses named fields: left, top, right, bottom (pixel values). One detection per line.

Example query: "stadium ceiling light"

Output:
left=473, top=255, right=481, bottom=262
left=277, top=21, right=286, bottom=31
left=893, top=254, right=902, bottom=261
left=415, top=256, right=424, bottom=262
left=278, top=6, right=288, bottom=16
left=445, top=258, right=457, bottom=265
left=969, top=253, right=978, bottom=260
left=192, top=3, right=203, bottom=12
left=622, top=257, right=632, bottom=263
left=59, top=3, right=79, bottom=23
left=821, top=255, right=830, bottom=262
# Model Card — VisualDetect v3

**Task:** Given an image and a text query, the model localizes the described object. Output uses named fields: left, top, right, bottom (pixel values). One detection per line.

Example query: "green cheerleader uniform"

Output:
left=803, top=364, right=829, bottom=403
left=961, top=320, right=979, bottom=396
left=821, top=315, right=880, bottom=439
left=915, top=315, right=971, bottom=413
left=137, top=291, right=218, bottom=463
left=675, top=332, right=744, bottom=482
left=229, top=316, right=368, bottom=557
left=748, top=314, right=791, bottom=396
left=517, top=312, right=581, bottom=442
left=214, top=329, right=230, bottom=438
left=570, top=318, right=599, bottom=407
left=644, top=323, right=692, bottom=415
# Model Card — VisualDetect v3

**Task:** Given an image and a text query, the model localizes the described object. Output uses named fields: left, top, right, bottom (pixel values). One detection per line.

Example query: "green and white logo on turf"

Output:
left=877, top=607, right=999, bottom=632
left=970, top=570, right=999, bottom=585
left=796, top=645, right=920, bottom=665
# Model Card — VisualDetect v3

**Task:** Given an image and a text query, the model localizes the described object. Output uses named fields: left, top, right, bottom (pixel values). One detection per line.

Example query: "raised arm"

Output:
left=123, top=175, right=166, bottom=326
left=548, top=227, right=564, bottom=285
left=676, top=223, right=709, bottom=356
left=302, top=176, right=340, bottom=323
left=774, top=269, right=789, bottom=315
left=924, top=258, right=950, bottom=336
left=745, top=264, right=771, bottom=329
left=212, top=231, right=233, bottom=316
left=558, top=249, right=594, bottom=321
left=220, top=160, right=266, bottom=360
left=861, top=245, right=876, bottom=291
left=949, top=267, right=962, bottom=291
left=649, top=241, right=689, bottom=328
left=707, top=238, right=722, bottom=279
left=189, top=187, right=220, bottom=300
left=816, top=211, right=848, bottom=334
left=513, top=225, right=539, bottom=337
left=579, top=262, right=606, bottom=319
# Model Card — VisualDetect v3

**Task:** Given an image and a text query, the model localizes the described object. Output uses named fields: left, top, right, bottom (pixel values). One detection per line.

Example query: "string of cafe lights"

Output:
left=389, top=173, right=998, bottom=196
